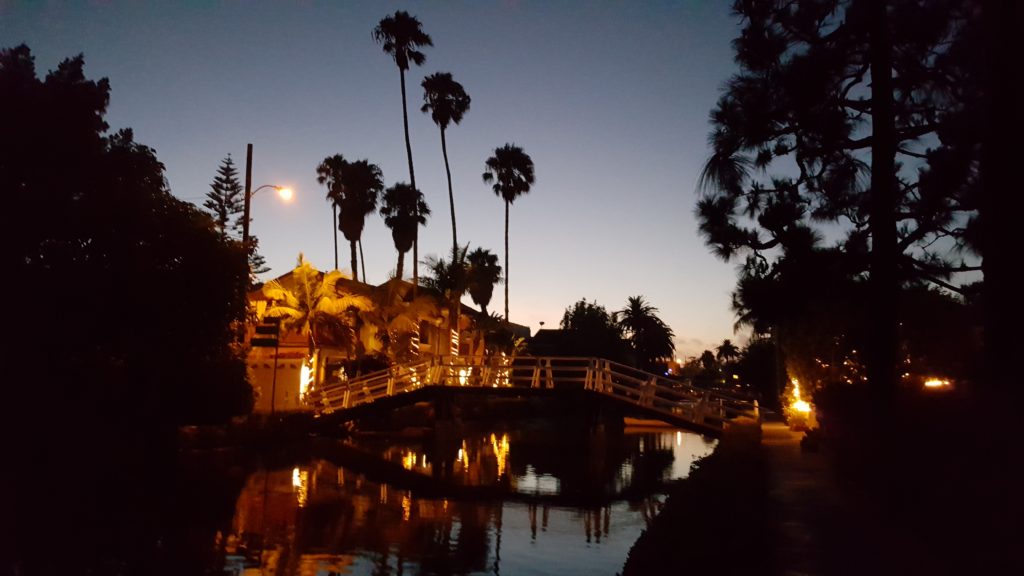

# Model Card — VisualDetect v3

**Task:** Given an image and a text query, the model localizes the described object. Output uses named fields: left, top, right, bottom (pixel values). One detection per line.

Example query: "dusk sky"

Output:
left=4, top=1, right=747, bottom=358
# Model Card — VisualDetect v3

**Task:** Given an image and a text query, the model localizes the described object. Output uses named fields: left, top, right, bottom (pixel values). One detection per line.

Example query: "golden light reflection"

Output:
left=491, top=433, right=510, bottom=478
left=291, top=467, right=308, bottom=507
left=924, top=377, right=952, bottom=389
left=401, top=493, right=412, bottom=522
left=458, top=441, right=468, bottom=469
left=401, top=451, right=416, bottom=470
left=676, top=431, right=682, bottom=447
left=458, top=368, right=469, bottom=386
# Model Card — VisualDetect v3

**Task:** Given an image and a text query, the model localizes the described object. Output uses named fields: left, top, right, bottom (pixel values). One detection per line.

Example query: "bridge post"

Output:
left=585, top=359, right=594, bottom=390
left=695, top=390, right=711, bottom=424
left=342, top=389, right=351, bottom=409
left=386, top=375, right=395, bottom=397
left=544, top=358, right=554, bottom=389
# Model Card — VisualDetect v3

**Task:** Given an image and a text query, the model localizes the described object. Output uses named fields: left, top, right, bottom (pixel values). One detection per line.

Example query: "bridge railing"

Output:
left=313, top=355, right=759, bottom=429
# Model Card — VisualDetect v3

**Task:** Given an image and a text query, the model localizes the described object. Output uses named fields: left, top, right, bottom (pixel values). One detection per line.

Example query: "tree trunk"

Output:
left=332, top=204, right=339, bottom=271
left=504, top=200, right=510, bottom=322
left=867, top=0, right=899, bottom=405
left=396, top=250, right=405, bottom=282
left=359, top=239, right=367, bottom=284
left=399, top=66, right=419, bottom=290
left=350, top=240, right=359, bottom=283
left=441, top=127, right=457, bottom=255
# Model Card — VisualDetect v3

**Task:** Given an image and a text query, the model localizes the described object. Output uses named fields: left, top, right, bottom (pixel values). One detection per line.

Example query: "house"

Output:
left=245, top=270, right=531, bottom=413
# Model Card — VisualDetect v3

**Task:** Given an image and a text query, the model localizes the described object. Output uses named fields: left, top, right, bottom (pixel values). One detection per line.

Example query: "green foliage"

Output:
left=4, top=45, right=252, bottom=427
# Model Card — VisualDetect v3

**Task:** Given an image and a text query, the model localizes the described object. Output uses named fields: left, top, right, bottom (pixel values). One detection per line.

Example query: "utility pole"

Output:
left=242, top=143, right=253, bottom=249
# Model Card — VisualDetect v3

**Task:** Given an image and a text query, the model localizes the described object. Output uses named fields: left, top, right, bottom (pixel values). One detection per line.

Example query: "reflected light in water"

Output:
left=402, top=493, right=412, bottom=522
left=292, top=467, right=309, bottom=507
left=490, top=433, right=510, bottom=478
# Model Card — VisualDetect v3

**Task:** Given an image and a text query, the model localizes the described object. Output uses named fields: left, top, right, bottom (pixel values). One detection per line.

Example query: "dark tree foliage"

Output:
left=3, top=44, right=252, bottom=573
left=557, top=299, right=629, bottom=362
left=735, top=338, right=783, bottom=409
left=482, top=143, right=535, bottom=322
left=617, top=295, right=676, bottom=372
left=466, top=247, right=501, bottom=315
left=3, top=45, right=251, bottom=429
left=203, top=154, right=244, bottom=238
left=380, top=182, right=430, bottom=281
left=422, top=71, right=471, bottom=253
left=699, top=0, right=982, bottom=392
left=317, top=154, right=383, bottom=282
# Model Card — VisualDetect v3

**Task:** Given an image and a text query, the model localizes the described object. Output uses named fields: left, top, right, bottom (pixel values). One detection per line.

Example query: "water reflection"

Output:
left=215, top=428, right=715, bottom=575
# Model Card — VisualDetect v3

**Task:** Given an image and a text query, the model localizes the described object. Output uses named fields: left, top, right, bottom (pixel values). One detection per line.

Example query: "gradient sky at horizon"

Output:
left=4, top=0, right=749, bottom=358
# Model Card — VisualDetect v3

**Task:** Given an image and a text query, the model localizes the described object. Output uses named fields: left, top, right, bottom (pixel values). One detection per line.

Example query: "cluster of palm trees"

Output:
left=315, top=10, right=535, bottom=327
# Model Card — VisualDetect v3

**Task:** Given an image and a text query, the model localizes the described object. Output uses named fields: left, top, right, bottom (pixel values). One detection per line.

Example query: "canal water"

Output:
left=210, top=426, right=717, bottom=575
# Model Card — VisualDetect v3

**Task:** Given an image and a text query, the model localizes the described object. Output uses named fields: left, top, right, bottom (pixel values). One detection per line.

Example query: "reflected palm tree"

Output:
left=374, top=11, right=432, bottom=288
left=482, top=144, right=535, bottom=322
left=421, top=72, right=471, bottom=255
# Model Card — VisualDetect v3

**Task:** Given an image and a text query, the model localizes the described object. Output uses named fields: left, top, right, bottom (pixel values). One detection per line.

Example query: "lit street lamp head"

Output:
left=277, top=187, right=294, bottom=202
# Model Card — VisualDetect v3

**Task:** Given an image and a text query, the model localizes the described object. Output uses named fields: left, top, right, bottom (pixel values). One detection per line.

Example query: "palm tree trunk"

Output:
left=441, top=127, right=457, bottom=254
left=504, top=200, right=510, bottom=322
left=350, top=240, right=359, bottom=283
left=867, top=0, right=898, bottom=405
left=332, top=204, right=339, bottom=271
left=359, top=239, right=367, bottom=284
left=399, top=66, right=419, bottom=289
left=396, top=250, right=405, bottom=282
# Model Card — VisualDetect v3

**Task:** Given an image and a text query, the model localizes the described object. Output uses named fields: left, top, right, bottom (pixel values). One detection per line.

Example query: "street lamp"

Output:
left=241, top=143, right=293, bottom=252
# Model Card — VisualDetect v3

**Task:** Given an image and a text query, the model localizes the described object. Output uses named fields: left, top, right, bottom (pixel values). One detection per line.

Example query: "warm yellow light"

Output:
left=277, top=187, right=294, bottom=201
left=924, top=378, right=951, bottom=389
left=793, top=400, right=812, bottom=413
left=299, top=356, right=314, bottom=400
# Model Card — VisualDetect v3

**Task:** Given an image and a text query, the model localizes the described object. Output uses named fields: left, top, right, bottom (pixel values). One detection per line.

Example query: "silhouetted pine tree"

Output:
left=203, top=155, right=244, bottom=238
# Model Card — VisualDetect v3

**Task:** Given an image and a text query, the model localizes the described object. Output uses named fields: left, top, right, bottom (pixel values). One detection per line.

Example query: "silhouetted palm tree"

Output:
left=423, top=244, right=470, bottom=351
left=316, top=155, right=383, bottom=282
left=716, top=339, right=741, bottom=364
left=482, top=144, right=535, bottom=322
left=374, top=11, right=432, bottom=287
left=466, top=247, right=501, bottom=315
left=421, top=72, right=471, bottom=254
left=617, top=295, right=675, bottom=372
left=379, top=183, right=430, bottom=282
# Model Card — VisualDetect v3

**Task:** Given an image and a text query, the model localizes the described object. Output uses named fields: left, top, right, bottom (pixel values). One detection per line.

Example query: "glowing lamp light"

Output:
left=793, top=399, right=812, bottom=413
left=923, top=378, right=952, bottom=389
left=277, top=187, right=294, bottom=202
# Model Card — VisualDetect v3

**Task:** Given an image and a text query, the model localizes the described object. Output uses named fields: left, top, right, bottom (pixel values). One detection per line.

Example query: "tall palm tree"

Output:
left=421, top=72, right=471, bottom=254
left=379, top=182, right=430, bottom=282
left=482, top=144, right=535, bottom=322
left=374, top=11, right=432, bottom=288
left=466, top=247, right=501, bottom=315
left=316, top=154, right=346, bottom=271
left=618, top=295, right=676, bottom=372
left=317, top=156, right=383, bottom=282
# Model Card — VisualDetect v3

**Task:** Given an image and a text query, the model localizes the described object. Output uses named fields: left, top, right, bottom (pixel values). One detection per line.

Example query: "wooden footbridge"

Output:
left=311, top=356, right=759, bottom=436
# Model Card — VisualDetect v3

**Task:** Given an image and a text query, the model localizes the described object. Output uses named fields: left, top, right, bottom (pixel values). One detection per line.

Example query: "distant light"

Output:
left=924, top=378, right=952, bottom=389
left=732, top=374, right=739, bottom=380
left=277, top=187, right=294, bottom=201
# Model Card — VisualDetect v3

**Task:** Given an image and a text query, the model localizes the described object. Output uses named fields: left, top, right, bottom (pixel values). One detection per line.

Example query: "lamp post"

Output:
left=241, top=143, right=292, bottom=264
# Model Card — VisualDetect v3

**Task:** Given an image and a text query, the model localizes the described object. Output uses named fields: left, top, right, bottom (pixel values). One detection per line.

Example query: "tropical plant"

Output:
left=374, top=10, right=432, bottom=287
left=203, top=155, right=244, bottom=238
left=617, top=296, right=676, bottom=372
left=466, top=247, right=502, bottom=315
left=317, top=155, right=384, bottom=281
left=262, top=254, right=371, bottom=356
left=482, top=144, right=535, bottom=322
left=421, top=71, right=471, bottom=254
left=379, top=183, right=430, bottom=282
left=352, top=278, right=440, bottom=364
left=558, top=299, right=628, bottom=362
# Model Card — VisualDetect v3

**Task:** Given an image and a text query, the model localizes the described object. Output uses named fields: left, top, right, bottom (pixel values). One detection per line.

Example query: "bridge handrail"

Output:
left=312, top=355, right=759, bottom=428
